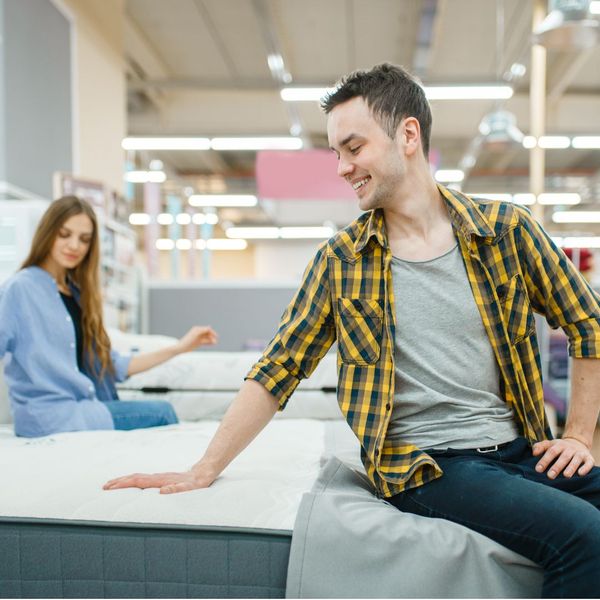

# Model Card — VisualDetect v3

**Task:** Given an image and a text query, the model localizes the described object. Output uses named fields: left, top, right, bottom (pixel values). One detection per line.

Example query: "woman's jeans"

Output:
left=104, top=400, right=178, bottom=431
left=388, top=437, right=600, bottom=598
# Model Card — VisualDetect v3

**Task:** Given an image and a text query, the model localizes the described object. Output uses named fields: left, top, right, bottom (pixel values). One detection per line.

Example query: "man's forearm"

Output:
left=191, top=379, right=280, bottom=482
left=563, top=357, right=600, bottom=448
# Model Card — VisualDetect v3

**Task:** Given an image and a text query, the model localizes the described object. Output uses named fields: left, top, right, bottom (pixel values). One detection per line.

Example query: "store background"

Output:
left=0, top=0, right=599, bottom=409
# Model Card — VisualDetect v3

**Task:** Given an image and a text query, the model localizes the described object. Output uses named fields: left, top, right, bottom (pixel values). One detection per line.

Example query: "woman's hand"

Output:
left=103, top=466, right=217, bottom=494
left=175, top=325, right=218, bottom=354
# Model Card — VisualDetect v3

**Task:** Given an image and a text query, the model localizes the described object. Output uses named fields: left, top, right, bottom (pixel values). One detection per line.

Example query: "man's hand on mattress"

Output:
left=103, top=468, right=217, bottom=494
left=175, top=325, right=218, bottom=354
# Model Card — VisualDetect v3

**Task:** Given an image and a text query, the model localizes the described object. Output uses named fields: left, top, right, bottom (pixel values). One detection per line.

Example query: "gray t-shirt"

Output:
left=386, top=243, right=519, bottom=450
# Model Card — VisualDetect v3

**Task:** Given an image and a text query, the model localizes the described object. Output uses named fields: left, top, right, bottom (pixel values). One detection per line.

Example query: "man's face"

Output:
left=327, top=97, right=407, bottom=212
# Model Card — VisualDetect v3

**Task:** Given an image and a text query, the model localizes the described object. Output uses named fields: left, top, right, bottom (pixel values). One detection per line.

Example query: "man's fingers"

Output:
left=578, top=455, right=596, bottom=477
left=103, top=472, right=182, bottom=490
left=563, top=453, right=587, bottom=478
left=532, top=440, right=550, bottom=456
left=160, top=481, right=198, bottom=494
left=535, top=443, right=561, bottom=472
left=545, top=449, right=576, bottom=479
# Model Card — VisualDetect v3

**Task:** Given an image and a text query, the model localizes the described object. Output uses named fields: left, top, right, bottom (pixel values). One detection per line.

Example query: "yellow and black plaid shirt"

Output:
left=246, top=185, right=600, bottom=498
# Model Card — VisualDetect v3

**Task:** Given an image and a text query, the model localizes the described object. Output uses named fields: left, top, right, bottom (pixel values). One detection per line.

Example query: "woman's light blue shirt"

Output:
left=0, top=266, right=131, bottom=437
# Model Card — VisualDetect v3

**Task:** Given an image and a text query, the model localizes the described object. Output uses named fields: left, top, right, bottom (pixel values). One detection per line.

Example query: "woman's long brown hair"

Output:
left=21, top=196, right=114, bottom=378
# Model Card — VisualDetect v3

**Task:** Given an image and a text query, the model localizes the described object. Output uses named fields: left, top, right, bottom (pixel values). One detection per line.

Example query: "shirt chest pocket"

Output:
left=496, top=274, right=536, bottom=344
left=336, top=297, right=384, bottom=365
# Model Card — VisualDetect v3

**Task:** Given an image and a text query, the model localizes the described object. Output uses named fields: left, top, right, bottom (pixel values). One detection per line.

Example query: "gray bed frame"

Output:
left=0, top=517, right=290, bottom=598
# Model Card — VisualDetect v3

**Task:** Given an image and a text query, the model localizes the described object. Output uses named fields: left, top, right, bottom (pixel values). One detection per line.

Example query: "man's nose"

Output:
left=337, top=157, right=353, bottom=178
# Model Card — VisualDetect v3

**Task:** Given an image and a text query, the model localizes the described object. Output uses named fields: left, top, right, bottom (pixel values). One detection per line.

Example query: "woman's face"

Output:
left=47, top=213, right=94, bottom=273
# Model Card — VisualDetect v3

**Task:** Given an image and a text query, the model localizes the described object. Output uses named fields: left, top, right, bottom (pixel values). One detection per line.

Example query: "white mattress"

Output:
left=0, top=419, right=361, bottom=532
left=119, top=350, right=338, bottom=392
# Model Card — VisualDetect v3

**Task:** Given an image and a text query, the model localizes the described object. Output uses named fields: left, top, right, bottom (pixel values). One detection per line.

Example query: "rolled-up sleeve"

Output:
left=110, top=350, right=132, bottom=382
left=245, top=243, right=336, bottom=409
left=517, top=207, right=600, bottom=357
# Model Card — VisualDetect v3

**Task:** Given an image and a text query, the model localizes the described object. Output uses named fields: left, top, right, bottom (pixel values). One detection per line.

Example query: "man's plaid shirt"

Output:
left=246, top=185, right=600, bottom=498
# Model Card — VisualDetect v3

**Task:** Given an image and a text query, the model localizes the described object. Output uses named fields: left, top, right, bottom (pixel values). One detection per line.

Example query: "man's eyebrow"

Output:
left=329, top=133, right=360, bottom=153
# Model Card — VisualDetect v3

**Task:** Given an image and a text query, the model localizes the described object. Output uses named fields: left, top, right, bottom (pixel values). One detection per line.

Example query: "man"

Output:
left=105, top=64, right=600, bottom=597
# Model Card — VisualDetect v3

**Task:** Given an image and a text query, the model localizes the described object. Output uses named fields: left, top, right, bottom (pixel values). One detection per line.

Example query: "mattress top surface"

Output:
left=0, top=420, right=359, bottom=532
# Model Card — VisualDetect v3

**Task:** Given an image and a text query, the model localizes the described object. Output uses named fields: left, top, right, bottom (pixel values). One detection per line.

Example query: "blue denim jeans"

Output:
left=104, top=400, right=178, bottom=431
left=388, top=437, right=600, bottom=598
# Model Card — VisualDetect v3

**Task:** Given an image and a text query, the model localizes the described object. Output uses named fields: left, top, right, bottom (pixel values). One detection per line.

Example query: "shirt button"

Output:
left=70, top=342, right=75, bottom=348
left=385, top=403, right=391, bottom=411
left=88, top=386, right=94, bottom=392
left=66, top=316, right=71, bottom=321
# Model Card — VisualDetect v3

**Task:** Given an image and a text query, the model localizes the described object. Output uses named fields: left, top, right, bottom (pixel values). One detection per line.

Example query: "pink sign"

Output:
left=256, top=150, right=354, bottom=200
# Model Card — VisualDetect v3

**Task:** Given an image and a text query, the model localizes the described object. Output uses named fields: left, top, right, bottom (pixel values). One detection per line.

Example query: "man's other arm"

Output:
left=103, top=380, right=279, bottom=493
left=533, top=358, right=599, bottom=478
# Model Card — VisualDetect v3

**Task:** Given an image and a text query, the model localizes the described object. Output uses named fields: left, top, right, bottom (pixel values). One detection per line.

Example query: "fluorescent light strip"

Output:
left=590, top=1, right=600, bottom=15
left=538, top=136, right=570, bottom=149
left=157, top=213, right=174, bottom=225
left=434, top=169, right=464, bottom=183
left=128, top=213, right=151, bottom=225
left=200, top=239, right=248, bottom=250
left=156, top=239, right=174, bottom=250
left=538, top=193, right=581, bottom=205
left=124, top=170, right=166, bottom=183
left=281, top=85, right=513, bottom=102
left=210, top=137, right=303, bottom=151
left=280, top=87, right=335, bottom=102
left=122, top=137, right=210, bottom=150
left=562, top=237, right=600, bottom=248
left=176, top=214, right=191, bottom=225
left=424, top=85, right=513, bottom=100
left=188, top=194, right=257, bottom=207
left=522, top=136, right=571, bottom=149
left=552, top=211, right=600, bottom=223
left=280, top=227, right=334, bottom=239
left=227, top=227, right=279, bottom=239
left=226, top=226, right=334, bottom=240
left=571, top=136, right=600, bottom=149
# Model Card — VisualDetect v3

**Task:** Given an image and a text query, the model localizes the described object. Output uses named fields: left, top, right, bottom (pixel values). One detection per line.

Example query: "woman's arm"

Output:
left=126, top=325, right=218, bottom=376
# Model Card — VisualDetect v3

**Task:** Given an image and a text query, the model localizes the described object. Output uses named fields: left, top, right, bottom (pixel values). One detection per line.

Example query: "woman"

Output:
left=0, top=196, right=217, bottom=437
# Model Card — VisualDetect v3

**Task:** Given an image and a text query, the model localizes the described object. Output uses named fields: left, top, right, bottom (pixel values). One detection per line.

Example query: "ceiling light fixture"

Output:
left=226, top=227, right=280, bottom=239
left=188, top=195, right=257, bottom=208
left=434, top=169, right=465, bottom=183
left=280, top=85, right=514, bottom=102
left=128, top=213, right=151, bottom=225
left=424, top=85, right=513, bottom=100
left=122, top=137, right=211, bottom=150
left=537, top=136, right=571, bottom=149
left=537, top=193, right=581, bottom=205
left=571, top=136, right=600, bottom=149
left=156, top=239, right=175, bottom=250
left=156, top=213, right=174, bottom=225
left=552, top=211, right=600, bottom=223
left=210, top=137, right=303, bottom=151
left=280, top=226, right=334, bottom=239
left=123, top=170, right=166, bottom=183
left=562, top=236, right=600, bottom=248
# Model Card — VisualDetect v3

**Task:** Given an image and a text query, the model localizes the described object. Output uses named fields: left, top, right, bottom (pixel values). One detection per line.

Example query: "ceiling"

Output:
left=123, top=0, right=600, bottom=229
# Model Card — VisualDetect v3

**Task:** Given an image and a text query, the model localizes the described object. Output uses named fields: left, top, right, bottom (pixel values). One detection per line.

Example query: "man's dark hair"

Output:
left=321, top=63, right=432, bottom=158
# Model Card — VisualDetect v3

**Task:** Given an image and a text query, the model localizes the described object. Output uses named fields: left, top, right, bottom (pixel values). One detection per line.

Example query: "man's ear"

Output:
left=400, top=117, right=421, bottom=157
